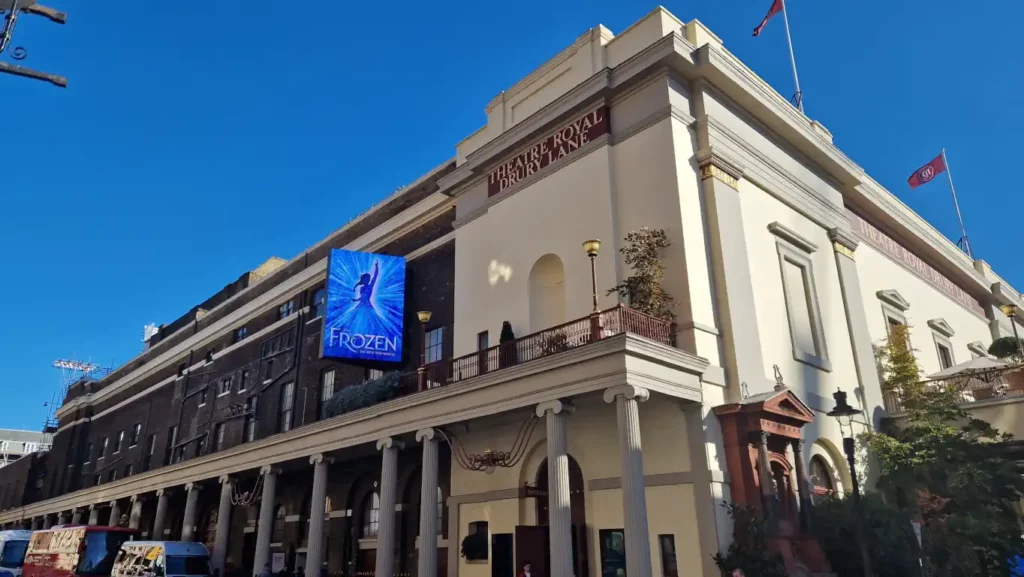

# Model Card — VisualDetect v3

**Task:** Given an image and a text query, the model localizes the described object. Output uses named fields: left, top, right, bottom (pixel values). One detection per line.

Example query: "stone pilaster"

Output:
left=415, top=429, right=440, bottom=577
left=87, top=505, right=99, bottom=526
left=70, top=509, right=82, bottom=525
left=536, top=400, right=575, bottom=577
left=212, top=476, right=234, bottom=576
left=375, top=437, right=403, bottom=577
left=792, top=439, right=812, bottom=530
left=306, top=456, right=330, bottom=577
left=253, top=467, right=279, bottom=577
left=603, top=385, right=653, bottom=577
left=828, top=227, right=884, bottom=429
left=153, top=489, right=170, bottom=538
left=30, top=517, right=42, bottom=530
left=181, top=482, right=201, bottom=542
left=129, top=496, right=144, bottom=530
left=756, top=432, right=776, bottom=522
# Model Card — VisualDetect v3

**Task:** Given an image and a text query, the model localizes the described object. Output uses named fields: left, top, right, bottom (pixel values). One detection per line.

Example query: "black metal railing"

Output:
left=883, top=364, right=1024, bottom=414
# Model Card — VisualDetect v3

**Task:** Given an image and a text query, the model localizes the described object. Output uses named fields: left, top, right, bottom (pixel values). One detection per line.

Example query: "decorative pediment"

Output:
left=968, top=341, right=991, bottom=358
left=876, top=289, right=911, bottom=312
left=762, top=389, right=815, bottom=424
left=927, top=318, right=955, bottom=338
left=714, top=388, right=815, bottom=429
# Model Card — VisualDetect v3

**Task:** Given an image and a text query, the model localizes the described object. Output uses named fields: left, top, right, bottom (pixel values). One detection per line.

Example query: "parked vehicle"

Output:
left=0, top=530, right=33, bottom=577
left=23, top=526, right=137, bottom=577
left=111, top=542, right=209, bottom=577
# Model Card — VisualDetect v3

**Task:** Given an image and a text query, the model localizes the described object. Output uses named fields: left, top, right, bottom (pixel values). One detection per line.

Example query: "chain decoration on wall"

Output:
left=439, top=413, right=539, bottom=473
left=230, top=470, right=265, bottom=507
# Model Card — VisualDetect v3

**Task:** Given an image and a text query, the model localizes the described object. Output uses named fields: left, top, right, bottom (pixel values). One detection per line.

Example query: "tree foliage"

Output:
left=811, top=493, right=920, bottom=577
left=863, top=325, right=1024, bottom=577
left=713, top=503, right=787, bottom=577
left=607, top=227, right=675, bottom=320
left=989, top=336, right=1024, bottom=360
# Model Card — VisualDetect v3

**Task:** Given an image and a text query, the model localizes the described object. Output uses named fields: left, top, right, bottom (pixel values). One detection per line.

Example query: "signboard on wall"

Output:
left=847, top=210, right=986, bottom=317
left=322, top=249, right=407, bottom=362
left=487, top=105, right=610, bottom=197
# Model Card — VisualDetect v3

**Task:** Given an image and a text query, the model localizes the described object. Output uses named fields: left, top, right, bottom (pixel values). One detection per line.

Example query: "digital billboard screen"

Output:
left=322, top=249, right=406, bottom=362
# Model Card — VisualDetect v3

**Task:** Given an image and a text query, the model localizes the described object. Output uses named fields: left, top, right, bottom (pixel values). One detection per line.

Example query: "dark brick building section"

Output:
left=0, top=452, right=47, bottom=512
left=9, top=183, right=457, bottom=506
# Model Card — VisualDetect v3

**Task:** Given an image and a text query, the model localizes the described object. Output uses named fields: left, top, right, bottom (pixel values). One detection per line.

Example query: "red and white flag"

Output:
left=908, top=153, right=947, bottom=188
left=753, top=0, right=784, bottom=36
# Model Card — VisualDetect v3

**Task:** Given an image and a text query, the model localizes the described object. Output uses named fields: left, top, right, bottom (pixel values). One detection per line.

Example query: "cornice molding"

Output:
left=877, top=289, right=911, bottom=312
left=927, top=318, right=956, bottom=338
left=768, top=222, right=818, bottom=253
left=827, top=227, right=860, bottom=253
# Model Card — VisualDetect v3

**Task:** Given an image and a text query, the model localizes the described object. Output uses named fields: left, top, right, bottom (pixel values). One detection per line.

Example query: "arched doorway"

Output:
left=809, top=455, right=836, bottom=497
left=535, top=456, right=588, bottom=577
left=529, top=255, right=566, bottom=332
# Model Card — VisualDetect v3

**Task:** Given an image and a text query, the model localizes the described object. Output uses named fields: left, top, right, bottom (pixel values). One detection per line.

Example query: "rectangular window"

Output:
left=244, top=397, right=257, bottom=442
left=658, top=535, right=678, bottom=577
left=199, top=389, right=208, bottom=406
left=277, top=300, right=296, bottom=320
left=278, top=382, right=295, bottom=433
left=239, top=369, right=250, bottom=392
left=477, top=331, right=489, bottom=351
left=599, top=529, right=626, bottom=577
left=218, top=377, right=232, bottom=396
left=195, top=435, right=205, bottom=458
left=233, top=326, right=248, bottom=343
left=265, top=359, right=275, bottom=381
left=130, top=423, right=142, bottom=447
left=214, top=423, right=226, bottom=452
left=425, top=327, right=444, bottom=364
left=95, top=475, right=101, bottom=487
left=108, top=469, right=117, bottom=483
left=114, top=431, right=124, bottom=454
left=937, top=341, right=954, bottom=370
left=177, top=362, right=187, bottom=377
left=164, top=427, right=177, bottom=466
left=313, top=288, right=327, bottom=318
left=320, top=369, right=336, bottom=419
left=124, top=464, right=133, bottom=478
left=99, top=437, right=108, bottom=459
left=84, top=442, right=94, bottom=464
left=776, top=241, right=830, bottom=371
left=366, top=368, right=384, bottom=381
left=142, top=434, right=156, bottom=471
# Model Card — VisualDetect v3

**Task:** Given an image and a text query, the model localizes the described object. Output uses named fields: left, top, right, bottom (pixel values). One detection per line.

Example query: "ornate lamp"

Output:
left=828, top=388, right=873, bottom=577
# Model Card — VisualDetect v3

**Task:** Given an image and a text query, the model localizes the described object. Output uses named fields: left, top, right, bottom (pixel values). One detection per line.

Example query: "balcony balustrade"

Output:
left=882, top=364, right=1024, bottom=414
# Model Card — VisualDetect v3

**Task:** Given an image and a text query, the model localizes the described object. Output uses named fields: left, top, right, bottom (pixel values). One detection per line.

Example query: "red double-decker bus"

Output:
left=22, top=526, right=137, bottom=577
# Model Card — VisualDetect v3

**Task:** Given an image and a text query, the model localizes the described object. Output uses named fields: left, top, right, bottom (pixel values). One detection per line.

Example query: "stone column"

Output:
left=70, top=509, right=82, bottom=525
left=181, top=482, right=201, bottom=542
left=306, top=456, right=330, bottom=577
left=87, top=505, right=99, bottom=526
left=792, top=439, right=812, bottom=530
left=415, top=429, right=440, bottom=577
left=756, top=431, right=777, bottom=523
left=603, top=385, right=653, bottom=577
left=108, top=500, right=122, bottom=527
left=536, top=401, right=575, bottom=577
left=828, top=228, right=884, bottom=430
left=153, top=489, right=170, bottom=538
left=212, top=476, right=234, bottom=576
left=697, top=151, right=768, bottom=399
left=129, top=496, right=144, bottom=530
left=30, top=517, right=42, bottom=530
left=56, top=511, right=68, bottom=525
left=253, top=467, right=279, bottom=577
left=375, top=438, right=403, bottom=577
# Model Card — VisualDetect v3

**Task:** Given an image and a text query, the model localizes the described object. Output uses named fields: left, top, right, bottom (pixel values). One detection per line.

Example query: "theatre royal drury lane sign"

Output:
left=488, top=106, right=610, bottom=196
left=848, top=210, right=987, bottom=317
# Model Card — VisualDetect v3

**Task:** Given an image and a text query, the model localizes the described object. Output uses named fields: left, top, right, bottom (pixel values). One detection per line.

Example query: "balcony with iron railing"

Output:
left=321, top=305, right=678, bottom=419
left=882, top=364, right=1024, bottom=415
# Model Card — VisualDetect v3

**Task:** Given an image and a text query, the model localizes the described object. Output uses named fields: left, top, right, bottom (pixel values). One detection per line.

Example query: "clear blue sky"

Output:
left=1, top=0, right=1021, bottom=430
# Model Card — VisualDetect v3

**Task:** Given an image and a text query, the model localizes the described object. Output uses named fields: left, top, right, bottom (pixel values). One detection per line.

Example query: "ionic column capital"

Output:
left=603, top=385, right=650, bottom=404
left=535, top=399, right=575, bottom=418
left=218, top=475, right=233, bottom=485
left=260, top=465, right=282, bottom=475
left=309, top=453, right=334, bottom=465
left=130, top=495, right=142, bottom=503
left=415, top=428, right=438, bottom=443
left=184, top=482, right=201, bottom=492
left=376, top=437, right=405, bottom=451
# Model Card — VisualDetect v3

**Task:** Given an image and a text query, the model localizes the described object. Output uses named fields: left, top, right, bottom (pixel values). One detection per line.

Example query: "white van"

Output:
left=0, top=530, right=33, bottom=577
left=111, top=542, right=210, bottom=577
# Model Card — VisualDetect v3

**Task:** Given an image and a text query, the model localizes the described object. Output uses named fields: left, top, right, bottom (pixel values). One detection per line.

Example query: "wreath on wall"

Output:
left=323, top=372, right=401, bottom=418
left=460, top=532, right=488, bottom=561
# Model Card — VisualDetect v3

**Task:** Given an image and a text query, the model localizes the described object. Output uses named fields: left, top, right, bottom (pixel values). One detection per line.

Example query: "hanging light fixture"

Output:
left=439, top=413, right=539, bottom=473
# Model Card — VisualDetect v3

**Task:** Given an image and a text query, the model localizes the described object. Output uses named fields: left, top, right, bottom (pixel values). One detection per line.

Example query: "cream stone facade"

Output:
left=3, top=7, right=1022, bottom=577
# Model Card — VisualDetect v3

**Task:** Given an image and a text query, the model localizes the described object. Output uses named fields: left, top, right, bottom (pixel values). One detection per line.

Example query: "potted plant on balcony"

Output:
left=323, top=371, right=402, bottom=417
left=607, top=227, right=675, bottom=321
left=498, top=321, right=518, bottom=369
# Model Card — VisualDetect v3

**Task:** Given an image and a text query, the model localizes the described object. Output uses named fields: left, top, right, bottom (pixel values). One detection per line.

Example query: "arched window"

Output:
left=528, top=254, right=566, bottom=332
left=810, top=455, right=835, bottom=495
left=361, top=490, right=380, bottom=538
left=272, top=505, right=286, bottom=543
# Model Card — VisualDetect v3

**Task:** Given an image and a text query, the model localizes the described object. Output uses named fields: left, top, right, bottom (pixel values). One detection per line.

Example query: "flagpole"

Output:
left=941, top=148, right=973, bottom=259
left=780, top=0, right=804, bottom=113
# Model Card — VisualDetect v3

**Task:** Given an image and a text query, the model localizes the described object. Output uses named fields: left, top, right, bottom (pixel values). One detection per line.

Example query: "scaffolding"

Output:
left=44, top=358, right=112, bottom=432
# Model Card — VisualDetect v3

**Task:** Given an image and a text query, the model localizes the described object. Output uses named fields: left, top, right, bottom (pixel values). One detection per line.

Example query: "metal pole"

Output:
left=941, top=148, right=973, bottom=259
left=845, top=436, right=874, bottom=577
left=780, top=0, right=804, bottom=113
left=589, top=254, right=599, bottom=314
left=1010, top=313, right=1022, bottom=358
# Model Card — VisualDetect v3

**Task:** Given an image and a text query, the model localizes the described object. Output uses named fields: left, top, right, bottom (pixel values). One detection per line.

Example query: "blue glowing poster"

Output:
left=322, top=249, right=406, bottom=362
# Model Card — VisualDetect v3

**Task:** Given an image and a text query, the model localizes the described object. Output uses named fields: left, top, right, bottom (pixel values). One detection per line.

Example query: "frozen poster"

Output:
left=322, top=249, right=406, bottom=362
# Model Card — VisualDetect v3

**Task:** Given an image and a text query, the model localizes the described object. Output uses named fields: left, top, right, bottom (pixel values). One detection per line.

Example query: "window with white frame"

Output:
left=877, top=290, right=911, bottom=350
left=366, top=368, right=383, bottom=381
left=130, top=423, right=142, bottom=446
left=424, top=327, right=444, bottom=364
left=770, top=223, right=830, bottom=371
left=238, top=369, right=250, bottom=392
left=243, top=397, right=257, bottom=442
left=278, top=382, right=295, bottom=433
left=218, top=377, right=232, bottom=397
left=214, top=423, right=226, bottom=452
left=320, top=369, right=336, bottom=419
left=114, top=430, right=124, bottom=453
left=928, top=319, right=956, bottom=371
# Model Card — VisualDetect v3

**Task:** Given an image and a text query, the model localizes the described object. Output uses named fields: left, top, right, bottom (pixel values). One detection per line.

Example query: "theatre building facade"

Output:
left=2, top=7, right=1022, bottom=577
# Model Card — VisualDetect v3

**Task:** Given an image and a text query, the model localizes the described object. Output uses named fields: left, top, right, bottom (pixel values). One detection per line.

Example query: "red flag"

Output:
left=907, top=153, right=946, bottom=189
left=753, top=0, right=784, bottom=36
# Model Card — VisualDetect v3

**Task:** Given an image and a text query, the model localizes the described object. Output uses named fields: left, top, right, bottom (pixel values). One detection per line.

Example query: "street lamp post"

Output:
left=417, top=310, right=432, bottom=391
left=999, top=304, right=1022, bottom=358
left=828, top=388, right=874, bottom=577
left=583, top=240, right=603, bottom=342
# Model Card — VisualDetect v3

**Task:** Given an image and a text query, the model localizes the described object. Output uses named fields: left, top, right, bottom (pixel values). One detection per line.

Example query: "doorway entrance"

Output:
left=535, top=456, right=588, bottom=577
